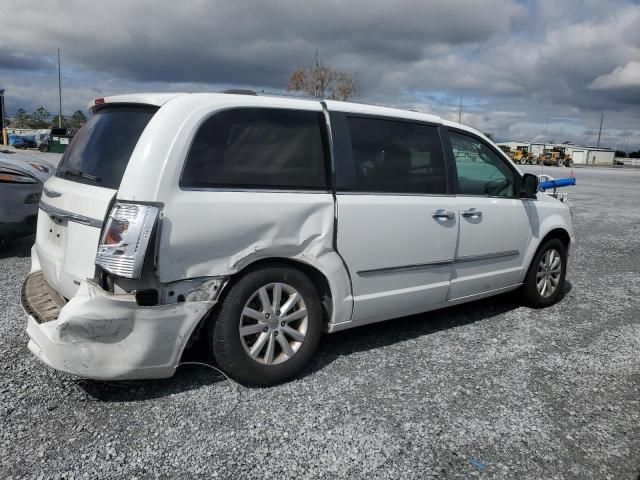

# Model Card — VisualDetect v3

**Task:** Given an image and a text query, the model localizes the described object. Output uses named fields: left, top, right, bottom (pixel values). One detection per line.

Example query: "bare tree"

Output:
left=286, top=52, right=357, bottom=101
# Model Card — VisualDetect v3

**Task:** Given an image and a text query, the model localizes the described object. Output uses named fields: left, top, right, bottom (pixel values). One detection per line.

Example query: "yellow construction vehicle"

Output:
left=538, top=147, right=574, bottom=167
left=512, top=145, right=536, bottom=165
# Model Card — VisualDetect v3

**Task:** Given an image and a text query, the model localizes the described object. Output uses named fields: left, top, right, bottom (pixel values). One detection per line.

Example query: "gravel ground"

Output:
left=1, top=166, right=639, bottom=479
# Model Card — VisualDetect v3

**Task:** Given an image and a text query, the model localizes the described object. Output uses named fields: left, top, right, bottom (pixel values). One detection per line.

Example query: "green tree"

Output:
left=483, top=132, right=495, bottom=141
left=286, top=52, right=358, bottom=101
left=70, top=110, right=87, bottom=128
left=614, top=150, right=627, bottom=158
left=29, top=106, right=50, bottom=129
left=12, top=108, right=29, bottom=128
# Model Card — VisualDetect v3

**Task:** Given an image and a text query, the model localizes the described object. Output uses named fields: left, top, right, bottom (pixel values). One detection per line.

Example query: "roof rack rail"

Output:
left=220, top=89, right=257, bottom=96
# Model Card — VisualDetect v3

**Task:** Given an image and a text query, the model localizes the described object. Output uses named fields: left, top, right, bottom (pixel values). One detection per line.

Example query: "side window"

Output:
left=181, top=108, right=328, bottom=189
left=449, top=132, right=516, bottom=198
left=345, top=117, right=446, bottom=194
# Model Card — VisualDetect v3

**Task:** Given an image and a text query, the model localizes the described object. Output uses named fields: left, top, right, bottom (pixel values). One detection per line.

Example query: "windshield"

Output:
left=56, top=105, right=158, bottom=189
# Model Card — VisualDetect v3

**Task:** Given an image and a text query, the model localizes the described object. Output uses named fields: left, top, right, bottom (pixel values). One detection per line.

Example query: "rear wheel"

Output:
left=522, top=238, right=567, bottom=307
left=566, top=159, right=574, bottom=167
left=556, top=158, right=563, bottom=167
left=209, top=265, right=323, bottom=385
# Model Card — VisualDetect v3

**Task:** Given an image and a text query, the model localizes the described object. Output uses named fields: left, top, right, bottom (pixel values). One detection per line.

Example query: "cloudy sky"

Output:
left=1, top=0, right=639, bottom=150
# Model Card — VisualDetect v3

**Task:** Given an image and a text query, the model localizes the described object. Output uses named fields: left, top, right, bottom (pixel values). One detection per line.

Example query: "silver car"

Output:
left=0, top=151, right=55, bottom=241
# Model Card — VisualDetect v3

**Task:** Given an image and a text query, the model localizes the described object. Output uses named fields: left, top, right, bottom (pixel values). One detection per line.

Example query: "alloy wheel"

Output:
left=239, top=283, right=308, bottom=365
left=536, top=248, right=562, bottom=298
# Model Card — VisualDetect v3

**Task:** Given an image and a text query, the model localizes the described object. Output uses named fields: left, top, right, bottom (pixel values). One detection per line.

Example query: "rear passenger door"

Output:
left=331, top=113, right=458, bottom=324
left=161, top=106, right=339, bottom=288
left=446, top=130, right=532, bottom=299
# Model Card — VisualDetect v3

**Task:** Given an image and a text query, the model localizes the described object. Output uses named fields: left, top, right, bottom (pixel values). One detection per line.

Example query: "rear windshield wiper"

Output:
left=60, top=167, right=102, bottom=183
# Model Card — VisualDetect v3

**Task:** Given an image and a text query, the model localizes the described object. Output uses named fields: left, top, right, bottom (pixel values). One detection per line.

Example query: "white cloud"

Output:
left=589, top=62, right=640, bottom=90
left=0, top=0, right=639, bottom=150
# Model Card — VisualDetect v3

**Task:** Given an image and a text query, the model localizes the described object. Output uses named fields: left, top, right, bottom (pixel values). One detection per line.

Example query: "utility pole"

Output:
left=0, top=89, right=6, bottom=145
left=596, top=112, right=604, bottom=147
left=457, top=97, right=462, bottom=123
left=57, top=48, right=62, bottom=128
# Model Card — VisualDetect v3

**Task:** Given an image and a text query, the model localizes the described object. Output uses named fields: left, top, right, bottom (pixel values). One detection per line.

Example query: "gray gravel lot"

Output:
left=1, top=166, right=639, bottom=479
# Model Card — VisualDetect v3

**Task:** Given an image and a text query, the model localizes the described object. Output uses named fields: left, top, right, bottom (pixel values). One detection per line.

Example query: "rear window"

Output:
left=180, top=108, right=328, bottom=190
left=56, top=106, right=158, bottom=189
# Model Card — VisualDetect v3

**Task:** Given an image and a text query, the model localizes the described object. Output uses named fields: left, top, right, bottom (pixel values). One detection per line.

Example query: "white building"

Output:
left=496, top=141, right=615, bottom=165
left=552, top=145, right=614, bottom=165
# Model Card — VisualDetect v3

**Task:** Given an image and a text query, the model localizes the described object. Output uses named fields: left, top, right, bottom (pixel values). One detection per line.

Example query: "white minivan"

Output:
left=21, top=92, right=573, bottom=385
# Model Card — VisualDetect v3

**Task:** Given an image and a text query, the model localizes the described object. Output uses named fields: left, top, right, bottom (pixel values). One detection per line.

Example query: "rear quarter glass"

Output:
left=55, top=106, right=158, bottom=190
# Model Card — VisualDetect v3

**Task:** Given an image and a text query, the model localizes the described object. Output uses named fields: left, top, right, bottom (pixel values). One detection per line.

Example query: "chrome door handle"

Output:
left=432, top=209, right=455, bottom=220
left=462, top=208, right=482, bottom=218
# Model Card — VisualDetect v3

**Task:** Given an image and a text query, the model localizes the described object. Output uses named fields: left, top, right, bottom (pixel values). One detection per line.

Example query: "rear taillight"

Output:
left=0, top=168, right=38, bottom=184
left=95, top=202, right=159, bottom=279
left=27, top=162, right=51, bottom=173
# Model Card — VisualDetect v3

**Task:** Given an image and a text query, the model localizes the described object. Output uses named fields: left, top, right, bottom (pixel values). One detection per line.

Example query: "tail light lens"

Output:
left=0, top=167, right=38, bottom=184
left=95, top=202, right=159, bottom=279
left=27, top=162, right=52, bottom=173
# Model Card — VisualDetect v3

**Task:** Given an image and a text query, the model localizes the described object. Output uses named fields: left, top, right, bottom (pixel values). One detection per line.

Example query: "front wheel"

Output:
left=566, top=159, right=574, bottom=167
left=209, top=265, right=323, bottom=385
left=522, top=238, right=567, bottom=307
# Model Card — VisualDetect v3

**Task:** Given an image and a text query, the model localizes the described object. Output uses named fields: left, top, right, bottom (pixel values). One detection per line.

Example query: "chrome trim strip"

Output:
left=358, top=260, right=454, bottom=277
left=357, top=250, right=520, bottom=277
left=39, top=201, right=103, bottom=229
left=454, top=250, right=519, bottom=263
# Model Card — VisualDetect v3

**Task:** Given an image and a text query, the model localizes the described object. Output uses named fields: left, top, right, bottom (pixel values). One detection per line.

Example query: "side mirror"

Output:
left=521, top=173, right=538, bottom=197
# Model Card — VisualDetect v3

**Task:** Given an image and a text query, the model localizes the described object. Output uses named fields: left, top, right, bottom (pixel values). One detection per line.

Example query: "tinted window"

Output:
left=56, top=106, right=158, bottom=189
left=181, top=108, right=328, bottom=189
left=449, top=132, right=516, bottom=198
left=345, top=117, right=446, bottom=194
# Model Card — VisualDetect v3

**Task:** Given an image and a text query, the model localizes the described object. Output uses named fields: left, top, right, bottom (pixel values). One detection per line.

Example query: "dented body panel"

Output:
left=26, top=279, right=213, bottom=380
left=157, top=190, right=353, bottom=326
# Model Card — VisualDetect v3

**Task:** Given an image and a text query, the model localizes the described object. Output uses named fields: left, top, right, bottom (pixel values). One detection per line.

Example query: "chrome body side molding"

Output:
left=357, top=250, right=520, bottom=277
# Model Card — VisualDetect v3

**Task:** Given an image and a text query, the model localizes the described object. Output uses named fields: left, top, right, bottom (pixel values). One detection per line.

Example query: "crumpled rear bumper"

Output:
left=23, top=274, right=214, bottom=380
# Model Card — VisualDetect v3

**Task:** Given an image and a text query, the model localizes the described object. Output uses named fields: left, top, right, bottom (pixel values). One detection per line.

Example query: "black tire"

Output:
left=556, top=158, right=563, bottom=167
left=208, top=264, right=323, bottom=385
left=566, top=159, right=574, bottom=167
left=522, top=238, right=567, bottom=308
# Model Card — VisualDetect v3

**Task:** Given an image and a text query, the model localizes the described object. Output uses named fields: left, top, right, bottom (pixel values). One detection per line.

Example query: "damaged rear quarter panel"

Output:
left=157, top=191, right=354, bottom=326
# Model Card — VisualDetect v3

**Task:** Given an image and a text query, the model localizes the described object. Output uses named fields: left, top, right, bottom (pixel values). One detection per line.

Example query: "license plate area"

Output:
left=46, top=215, right=67, bottom=247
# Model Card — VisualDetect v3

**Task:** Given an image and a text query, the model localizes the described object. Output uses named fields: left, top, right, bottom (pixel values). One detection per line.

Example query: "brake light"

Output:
left=0, top=168, right=38, bottom=184
left=95, top=202, right=159, bottom=279
left=27, top=162, right=51, bottom=173
left=94, top=97, right=105, bottom=105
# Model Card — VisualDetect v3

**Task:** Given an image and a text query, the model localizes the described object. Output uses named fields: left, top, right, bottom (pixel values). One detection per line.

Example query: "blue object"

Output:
left=469, top=457, right=487, bottom=471
left=539, top=177, right=576, bottom=190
